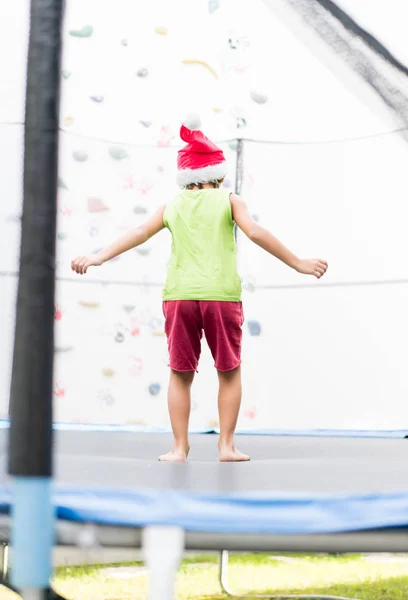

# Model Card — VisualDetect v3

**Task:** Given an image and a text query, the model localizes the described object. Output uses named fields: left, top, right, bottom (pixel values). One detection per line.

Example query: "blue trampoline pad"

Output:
left=1, top=429, right=408, bottom=549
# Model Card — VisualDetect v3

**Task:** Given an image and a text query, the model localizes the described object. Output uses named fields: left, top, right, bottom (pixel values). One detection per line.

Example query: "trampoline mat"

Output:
left=0, top=430, right=407, bottom=494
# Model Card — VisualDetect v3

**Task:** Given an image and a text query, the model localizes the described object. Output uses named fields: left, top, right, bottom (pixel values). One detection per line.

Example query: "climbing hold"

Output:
left=64, top=115, right=74, bottom=127
left=250, top=89, right=268, bottom=104
left=208, top=0, right=220, bottom=13
left=54, top=382, right=66, bottom=399
left=57, top=232, right=68, bottom=240
left=109, top=146, right=128, bottom=160
left=182, top=59, right=218, bottom=79
left=212, top=108, right=223, bottom=113
left=61, top=70, right=71, bottom=79
left=252, top=214, right=259, bottom=222
left=98, top=390, right=115, bottom=407
left=114, top=323, right=126, bottom=343
left=247, top=320, right=261, bottom=336
left=133, top=205, right=148, bottom=215
left=73, top=150, right=88, bottom=162
left=58, top=177, right=68, bottom=190
left=228, top=141, right=238, bottom=152
left=54, top=345, right=73, bottom=353
left=121, top=38, right=128, bottom=46
left=122, top=304, right=135, bottom=314
left=102, top=368, right=115, bottom=377
left=136, top=68, right=148, bottom=78
left=69, top=25, right=94, bottom=38
left=79, top=300, right=100, bottom=308
left=154, top=26, right=168, bottom=35
left=244, top=408, right=257, bottom=419
left=223, top=178, right=232, bottom=188
left=139, top=120, right=152, bottom=128
left=136, top=247, right=150, bottom=256
left=90, top=95, right=104, bottom=103
left=88, top=197, right=110, bottom=213
left=54, top=304, right=64, bottom=320
left=149, top=383, right=161, bottom=396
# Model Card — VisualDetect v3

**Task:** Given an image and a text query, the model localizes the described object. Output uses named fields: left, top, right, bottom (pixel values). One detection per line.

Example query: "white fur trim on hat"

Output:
left=177, top=162, right=227, bottom=187
left=183, top=113, right=202, bottom=131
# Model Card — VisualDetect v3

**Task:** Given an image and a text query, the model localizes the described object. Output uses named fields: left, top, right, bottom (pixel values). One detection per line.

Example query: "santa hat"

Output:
left=176, top=114, right=227, bottom=187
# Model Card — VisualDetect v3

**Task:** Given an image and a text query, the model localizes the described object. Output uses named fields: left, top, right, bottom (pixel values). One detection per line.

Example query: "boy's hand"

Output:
left=295, top=258, right=328, bottom=279
left=71, top=253, right=103, bottom=275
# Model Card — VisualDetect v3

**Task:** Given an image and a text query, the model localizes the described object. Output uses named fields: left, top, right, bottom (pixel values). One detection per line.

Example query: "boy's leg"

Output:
left=217, top=366, right=250, bottom=462
left=160, top=301, right=202, bottom=462
left=158, top=369, right=195, bottom=462
left=201, top=301, right=250, bottom=462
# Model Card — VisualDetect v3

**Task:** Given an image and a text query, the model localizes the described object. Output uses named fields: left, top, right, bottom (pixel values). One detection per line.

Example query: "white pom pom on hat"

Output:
left=183, top=113, right=202, bottom=131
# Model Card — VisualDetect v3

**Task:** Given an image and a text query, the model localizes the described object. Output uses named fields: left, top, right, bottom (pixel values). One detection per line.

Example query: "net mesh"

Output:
left=283, top=0, right=408, bottom=137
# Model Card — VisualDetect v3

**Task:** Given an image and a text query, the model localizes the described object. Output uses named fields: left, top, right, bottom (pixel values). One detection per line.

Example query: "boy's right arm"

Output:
left=230, top=193, right=328, bottom=279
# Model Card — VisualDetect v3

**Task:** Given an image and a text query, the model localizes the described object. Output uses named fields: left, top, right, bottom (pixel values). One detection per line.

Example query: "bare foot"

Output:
left=219, top=445, right=250, bottom=462
left=158, top=446, right=189, bottom=462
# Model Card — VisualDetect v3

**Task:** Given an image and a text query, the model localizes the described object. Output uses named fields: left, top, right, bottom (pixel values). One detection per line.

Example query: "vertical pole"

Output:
left=8, top=0, right=63, bottom=597
left=234, top=138, right=244, bottom=196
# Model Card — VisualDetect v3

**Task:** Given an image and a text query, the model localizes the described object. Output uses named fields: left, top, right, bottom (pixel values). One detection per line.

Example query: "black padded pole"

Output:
left=8, top=0, right=64, bottom=477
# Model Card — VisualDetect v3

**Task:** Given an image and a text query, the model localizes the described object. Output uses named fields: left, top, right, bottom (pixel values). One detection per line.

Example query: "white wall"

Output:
left=1, top=0, right=407, bottom=430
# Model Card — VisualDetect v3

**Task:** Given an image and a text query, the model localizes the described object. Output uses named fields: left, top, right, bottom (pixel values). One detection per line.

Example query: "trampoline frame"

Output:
left=1, top=521, right=408, bottom=600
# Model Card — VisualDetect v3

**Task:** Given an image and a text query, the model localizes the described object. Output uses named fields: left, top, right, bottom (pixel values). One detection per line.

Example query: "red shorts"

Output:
left=163, top=300, right=244, bottom=372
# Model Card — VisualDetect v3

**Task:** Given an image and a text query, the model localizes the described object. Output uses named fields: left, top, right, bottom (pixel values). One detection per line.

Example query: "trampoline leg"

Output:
left=218, top=550, right=360, bottom=600
left=0, top=543, right=9, bottom=583
left=143, top=525, right=185, bottom=600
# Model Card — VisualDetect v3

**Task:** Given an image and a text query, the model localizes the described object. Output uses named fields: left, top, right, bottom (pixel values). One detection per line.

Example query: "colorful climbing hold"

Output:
left=149, top=383, right=161, bottom=396
left=182, top=59, right=219, bottom=79
left=250, top=89, right=268, bottom=104
left=136, top=68, right=148, bottom=78
left=208, top=0, right=220, bottom=14
left=247, top=320, right=261, bottom=336
left=53, top=382, right=66, bottom=399
left=73, top=150, right=88, bottom=162
left=90, top=95, right=104, bottom=103
left=139, top=120, right=152, bottom=128
left=54, top=304, right=64, bottom=320
left=109, top=147, right=128, bottom=160
left=228, top=141, right=238, bottom=152
left=79, top=300, right=100, bottom=308
left=69, top=25, right=94, bottom=38
left=87, top=197, right=110, bottom=213
left=102, top=368, right=115, bottom=377
left=57, top=232, right=68, bottom=240
left=64, top=115, right=74, bottom=127
left=121, top=39, right=128, bottom=47
left=154, top=26, right=168, bottom=36
left=61, top=70, right=71, bottom=79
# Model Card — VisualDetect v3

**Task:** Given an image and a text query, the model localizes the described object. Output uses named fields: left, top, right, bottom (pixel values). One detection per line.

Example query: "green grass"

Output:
left=2, top=553, right=408, bottom=599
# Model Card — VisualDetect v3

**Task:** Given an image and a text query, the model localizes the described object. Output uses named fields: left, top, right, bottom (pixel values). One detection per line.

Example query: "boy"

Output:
left=71, top=115, right=328, bottom=462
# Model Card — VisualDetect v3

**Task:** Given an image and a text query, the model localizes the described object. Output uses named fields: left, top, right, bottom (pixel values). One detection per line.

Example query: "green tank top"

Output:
left=163, top=188, right=242, bottom=301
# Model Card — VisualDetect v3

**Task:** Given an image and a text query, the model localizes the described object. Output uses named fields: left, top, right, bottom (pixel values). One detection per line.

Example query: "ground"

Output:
left=2, top=553, right=408, bottom=599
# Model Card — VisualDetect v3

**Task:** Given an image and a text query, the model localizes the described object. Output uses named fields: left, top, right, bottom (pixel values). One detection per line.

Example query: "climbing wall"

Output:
left=2, top=0, right=408, bottom=430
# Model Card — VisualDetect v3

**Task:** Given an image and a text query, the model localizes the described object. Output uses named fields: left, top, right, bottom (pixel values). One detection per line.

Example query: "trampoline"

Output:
left=2, top=426, right=408, bottom=599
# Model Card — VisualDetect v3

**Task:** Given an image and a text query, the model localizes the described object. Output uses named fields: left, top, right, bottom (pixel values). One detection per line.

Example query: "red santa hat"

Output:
left=176, top=114, right=227, bottom=187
